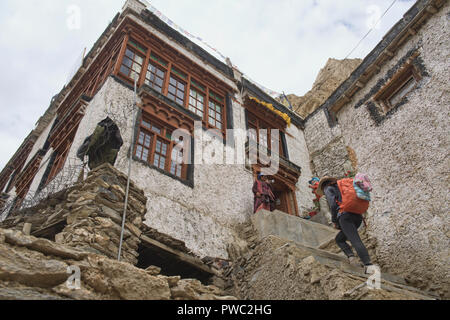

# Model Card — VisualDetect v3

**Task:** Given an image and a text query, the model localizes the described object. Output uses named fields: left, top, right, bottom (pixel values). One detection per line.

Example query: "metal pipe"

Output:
left=118, top=77, right=138, bottom=261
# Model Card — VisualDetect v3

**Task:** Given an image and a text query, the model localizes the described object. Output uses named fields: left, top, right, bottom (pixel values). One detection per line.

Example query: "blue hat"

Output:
left=309, top=177, right=320, bottom=184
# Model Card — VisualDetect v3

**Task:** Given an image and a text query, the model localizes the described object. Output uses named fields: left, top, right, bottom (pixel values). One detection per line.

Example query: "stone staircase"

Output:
left=225, top=210, right=440, bottom=300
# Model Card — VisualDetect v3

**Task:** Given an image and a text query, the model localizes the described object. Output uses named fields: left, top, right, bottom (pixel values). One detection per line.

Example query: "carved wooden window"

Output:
left=189, top=80, right=206, bottom=117
left=167, top=69, right=187, bottom=106
left=154, top=139, right=168, bottom=170
left=247, top=113, right=285, bottom=157
left=135, top=116, right=188, bottom=180
left=119, top=44, right=145, bottom=82
left=145, top=53, right=167, bottom=94
left=208, top=92, right=224, bottom=130
left=136, top=131, right=152, bottom=162
left=114, top=36, right=229, bottom=136
left=375, top=63, right=421, bottom=113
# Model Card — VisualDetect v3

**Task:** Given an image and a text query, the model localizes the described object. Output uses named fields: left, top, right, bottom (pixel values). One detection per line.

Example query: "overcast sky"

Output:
left=0, top=0, right=416, bottom=169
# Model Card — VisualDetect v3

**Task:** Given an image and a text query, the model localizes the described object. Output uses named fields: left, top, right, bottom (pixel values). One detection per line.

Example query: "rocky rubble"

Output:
left=225, top=223, right=439, bottom=300
left=0, top=228, right=237, bottom=300
left=1, top=164, right=147, bottom=265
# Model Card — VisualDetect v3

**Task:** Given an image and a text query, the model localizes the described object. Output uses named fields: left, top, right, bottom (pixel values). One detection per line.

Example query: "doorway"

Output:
left=270, top=177, right=298, bottom=216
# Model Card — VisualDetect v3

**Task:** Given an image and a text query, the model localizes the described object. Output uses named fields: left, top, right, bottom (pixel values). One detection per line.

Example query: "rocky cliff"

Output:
left=280, top=58, right=362, bottom=118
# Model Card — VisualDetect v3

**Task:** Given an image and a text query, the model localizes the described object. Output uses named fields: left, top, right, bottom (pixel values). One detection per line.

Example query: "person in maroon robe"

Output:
left=253, top=174, right=276, bottom=213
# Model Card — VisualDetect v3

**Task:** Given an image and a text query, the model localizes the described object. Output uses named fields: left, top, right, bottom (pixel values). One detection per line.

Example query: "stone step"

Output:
left=251, top=209, right=339, bottom=249
left=274, top=237, right=439, bottom=300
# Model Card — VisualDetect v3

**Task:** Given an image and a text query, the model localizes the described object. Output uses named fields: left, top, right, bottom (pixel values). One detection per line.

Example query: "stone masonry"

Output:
left=1, top=163, right=147, bottom=265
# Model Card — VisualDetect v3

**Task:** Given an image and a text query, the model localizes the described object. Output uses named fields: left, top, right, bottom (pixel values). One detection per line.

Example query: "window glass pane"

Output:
left=136, top=145, right=143, bottom=158
left=155, top=78, right=164, bottom=87
left=389, top=77, right=416, bottom=106
left=120, top=65, right=130, bottom=76
left=135, top=55, right=143, bottom=65
left=144, top=135, right=151, bottom=148
left=132, top=64, right=141, bottom=72
left=142, top=120, right=151, bottom=129
left=123, top=57, right=133, bottom=68
left=157, top=69, right=165, bottom=78
left=151, top=125, right=161, bottom=134
left=125, top=49, right=134, bottom=58
left=142, top=149, right=149, bottom=162
left=130, top=71, right=139, bottom=81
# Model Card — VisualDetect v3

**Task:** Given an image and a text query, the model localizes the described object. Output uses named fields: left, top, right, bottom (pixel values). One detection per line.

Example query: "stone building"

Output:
left=0, top=0, right=448, bottom=298
left=0, top=0, right=311, bottom=260
left=303, top=0, right=449, bottom=295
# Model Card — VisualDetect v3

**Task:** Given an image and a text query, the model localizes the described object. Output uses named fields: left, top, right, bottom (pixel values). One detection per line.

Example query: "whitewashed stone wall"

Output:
left=41, top=77, right=253, bottom=259
left=304, top=110, right=353, bottom=178
left=285, top=125, right=315, bottom=213
left=304, top=4, right=450, bottom=296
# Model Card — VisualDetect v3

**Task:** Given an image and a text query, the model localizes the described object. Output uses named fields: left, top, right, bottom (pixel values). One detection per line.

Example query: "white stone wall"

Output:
left=43, top=77, right=254, bottom=259
left=285, top=124, right=315, bottom=213
left=304, top=4, right=450, bottom=295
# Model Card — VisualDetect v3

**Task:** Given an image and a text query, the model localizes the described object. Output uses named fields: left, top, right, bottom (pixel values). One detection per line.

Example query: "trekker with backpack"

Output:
left=316, top=175, right=374, bottom=271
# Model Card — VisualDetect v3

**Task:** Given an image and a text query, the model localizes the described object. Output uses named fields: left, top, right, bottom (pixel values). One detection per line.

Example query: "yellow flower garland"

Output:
left=249, top=97, right=291, bottom=127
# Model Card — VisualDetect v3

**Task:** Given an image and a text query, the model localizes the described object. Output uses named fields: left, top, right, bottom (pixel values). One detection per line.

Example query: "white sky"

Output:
left=0, top=0, right=416, bottom=169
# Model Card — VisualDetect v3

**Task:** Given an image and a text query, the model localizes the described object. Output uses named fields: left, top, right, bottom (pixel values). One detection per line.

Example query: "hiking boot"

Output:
left=348, top=256, right=363, bottom=267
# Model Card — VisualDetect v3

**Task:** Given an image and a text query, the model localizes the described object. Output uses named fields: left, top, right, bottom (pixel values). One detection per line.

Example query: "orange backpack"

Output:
left=336, top=178, right=369, bottom=214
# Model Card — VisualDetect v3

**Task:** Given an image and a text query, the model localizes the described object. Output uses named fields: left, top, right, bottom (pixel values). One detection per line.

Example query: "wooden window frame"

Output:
left=114, top=34, right=229, bottom=137
left=374, top=63, right=421, bottom=113
left=188, top=81, right=206, bottom=118
left=167, top=73, right=187, bottom=106
left=134, top=115, right=189, bottom=180
left=145, top=58, right=167, bottom=94
left=118, top=44, right=146, bottom=83
left=207, top=91, right=225, bottom=131
left=247, top=112, right=285, bottom=157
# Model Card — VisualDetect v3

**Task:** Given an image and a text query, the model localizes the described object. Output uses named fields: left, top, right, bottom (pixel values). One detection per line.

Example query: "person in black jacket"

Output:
left=317, top=176, right=373, bottom=269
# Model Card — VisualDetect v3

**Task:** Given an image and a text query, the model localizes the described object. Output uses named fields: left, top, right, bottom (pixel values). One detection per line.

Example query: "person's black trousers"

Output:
left=335, top=212, right=371, bottom=266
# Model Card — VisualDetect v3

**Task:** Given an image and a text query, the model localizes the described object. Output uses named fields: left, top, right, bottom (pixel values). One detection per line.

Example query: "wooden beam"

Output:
left=140, top=234, right=217, bottom=276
